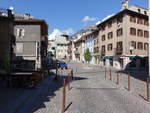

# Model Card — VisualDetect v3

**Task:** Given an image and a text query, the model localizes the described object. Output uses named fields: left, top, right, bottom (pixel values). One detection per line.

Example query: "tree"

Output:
left=84, top=48, right=92, bottom=63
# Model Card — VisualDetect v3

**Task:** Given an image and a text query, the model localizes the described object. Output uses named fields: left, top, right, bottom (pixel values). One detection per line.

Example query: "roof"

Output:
left=15, top=19, right=47, bottom=24
left=97, top=9, right=148, bottom=27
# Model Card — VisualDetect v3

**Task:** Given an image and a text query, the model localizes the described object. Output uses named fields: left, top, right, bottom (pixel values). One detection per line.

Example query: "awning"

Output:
left=129, top=55, right=145, bottom=60
left=103, top=56, right=113, bottom=59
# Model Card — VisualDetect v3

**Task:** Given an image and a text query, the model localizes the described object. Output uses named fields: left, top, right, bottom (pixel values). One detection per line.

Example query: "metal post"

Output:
left=117, top=72, right=119, bottom=85
left=147, top=78, right=150, bottom=102
left=68, top=73, right=70, bottom=90
left=110, top=69, right=112, bottom=81
left=128, top=73, right=131, bottom=91
left=71, top=69, right=73, bottom=80
left=61, top=79, right=66, bottom=113
left=105, top=67, right=107, bottom=78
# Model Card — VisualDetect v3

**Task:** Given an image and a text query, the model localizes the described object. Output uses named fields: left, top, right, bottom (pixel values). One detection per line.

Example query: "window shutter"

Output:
left=22, top=29, right=25, bottom=37
left=17, top=29, right=20, bottom=37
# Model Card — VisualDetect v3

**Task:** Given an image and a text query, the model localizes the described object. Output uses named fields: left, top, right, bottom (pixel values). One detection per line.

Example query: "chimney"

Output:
left=122, top=0, right=129, bottom=10
left=7, top=9, right=13, bottom=18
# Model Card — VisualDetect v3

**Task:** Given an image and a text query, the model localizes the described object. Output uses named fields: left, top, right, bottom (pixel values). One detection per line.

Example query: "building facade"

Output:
left=0, top=9, right=14, bottom=73
left=97, top=2, right=148, bottom=69
left=14, top=19, right=48, bottom=70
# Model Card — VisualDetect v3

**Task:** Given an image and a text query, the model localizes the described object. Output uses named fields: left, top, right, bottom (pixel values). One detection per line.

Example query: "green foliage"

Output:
left=84, top=48, right=92, bottom=63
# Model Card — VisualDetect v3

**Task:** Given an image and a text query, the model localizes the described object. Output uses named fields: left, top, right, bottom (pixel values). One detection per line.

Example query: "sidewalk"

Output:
left=0, top=72, right=63, bottom=113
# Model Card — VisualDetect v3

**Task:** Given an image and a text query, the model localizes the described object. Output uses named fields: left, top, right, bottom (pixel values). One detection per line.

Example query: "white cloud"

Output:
left=48, top=28, right=74, bottom=40
left=63, top=28, right=74, bottom=35
left=82, top=16, right=97, bottom=22
left=48, top=29, right=63, bottom=40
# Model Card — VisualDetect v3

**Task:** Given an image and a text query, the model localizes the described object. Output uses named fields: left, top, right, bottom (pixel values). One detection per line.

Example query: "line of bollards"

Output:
left=61, top=69, right=73, bottom=113
left=104, top=68, right=150, bottom=102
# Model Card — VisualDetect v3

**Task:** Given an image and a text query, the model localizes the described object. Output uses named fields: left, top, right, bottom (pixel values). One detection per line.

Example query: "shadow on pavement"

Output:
left=117, top=69, right=148, bottom=82
left=27, top=73, right=87, bottom=113
left=0, top=71, right=87, bottom=113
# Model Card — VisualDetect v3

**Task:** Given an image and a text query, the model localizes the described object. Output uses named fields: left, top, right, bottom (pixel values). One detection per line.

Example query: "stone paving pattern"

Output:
left=1, top=62, right=150, bottom=113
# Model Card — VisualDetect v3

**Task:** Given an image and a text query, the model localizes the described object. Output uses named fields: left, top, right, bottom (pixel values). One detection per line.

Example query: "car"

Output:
left=59, top=61, right=68, bottom=69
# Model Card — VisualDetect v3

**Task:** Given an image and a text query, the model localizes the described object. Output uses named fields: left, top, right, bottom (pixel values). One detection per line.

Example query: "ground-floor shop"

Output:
left=100, top=55, right=148, bottom=70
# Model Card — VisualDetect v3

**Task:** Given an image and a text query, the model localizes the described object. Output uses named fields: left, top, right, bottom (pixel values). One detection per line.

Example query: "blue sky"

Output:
left=0, top=0, right=148, bottom=35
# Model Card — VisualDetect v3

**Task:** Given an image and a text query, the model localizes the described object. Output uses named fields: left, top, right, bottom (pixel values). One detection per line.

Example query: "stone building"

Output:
left=14, top=18, right=48, bottom=71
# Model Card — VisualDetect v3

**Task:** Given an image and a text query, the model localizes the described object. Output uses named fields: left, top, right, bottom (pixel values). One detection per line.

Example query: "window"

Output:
left=17, top=28, right=25, bottom=37
left=108, top=21, right=112, bottom=28
left=144, top=20, right=149, bottom=26
left=137, top=29, right=143, bottom=37
left=94, top=47, right=99, bottom=53
left=117, top=28, right=123, bottom=36
left=144, top=43, right=148, bottom=50
left=16, top=43, right=23, bottom=53
left=116, top=41, right=122, bottom=48
left=130, top=28, right=136, bottom=36
left=131, top=41, right=136, bottom=49
left=107, top=43, right=113, bottom=51
left=102, top=45, right=105, bottom=52
left=102, top=35, right=105, bottom=41
left=144, top=11, right=147, bottom=15
left=108, top=32, right=113, bottom=39
left=137, top=42, right=143, bottom=50
left=117, top=17, right=123, bottom=23
left=144, top=30, right=149, bottom=38
left=137, top=18, right=143, bottom=24
left=138, top=9, right=141, bottom=13
left=130, top=16, right=136, bottom=23
left=101, top=25, right=105, bottom=31
left=94, top=40, right=96, bottom=45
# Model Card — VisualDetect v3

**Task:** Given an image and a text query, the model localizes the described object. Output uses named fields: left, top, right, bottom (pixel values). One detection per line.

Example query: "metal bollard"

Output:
left=67, top=73, right=71, bottom=90
left=61, top=79, right=66, bottom=113
left=116, top=72, right=119, bottom=85
left=71, top=69, right=73, bottom=80
left=109, top=69, right=112, bottom=81
left=147, top=78, right=150, bottom=102
left=105, top=67, right=107, bottom=79
left=128, top=73, right=131, bottom=91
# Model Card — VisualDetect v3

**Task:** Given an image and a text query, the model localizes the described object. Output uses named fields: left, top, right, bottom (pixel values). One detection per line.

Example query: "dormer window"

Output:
left=144, top=11, right=147, bottom=15
left=138, top=9, right=141, bottom=13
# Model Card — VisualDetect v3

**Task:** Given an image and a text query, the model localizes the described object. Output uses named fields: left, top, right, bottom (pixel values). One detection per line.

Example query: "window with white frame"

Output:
left=17, top=28, right=25, bottom=37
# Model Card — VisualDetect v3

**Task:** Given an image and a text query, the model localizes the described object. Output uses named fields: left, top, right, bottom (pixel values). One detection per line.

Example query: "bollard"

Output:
left=71, top=69, right=73, bottom=80
left=147, top=78, right=150, bottom=102
left=109, top=69, right=112, bottom=81
left=105, top=67, right=107, bottom=79
left=61, top=79, right=66, bottom=113
left=67, top=73, right=71, bottom=90
left=116, top=72, right=119, bottom=85
left=128, top=73, right=131, bottom=91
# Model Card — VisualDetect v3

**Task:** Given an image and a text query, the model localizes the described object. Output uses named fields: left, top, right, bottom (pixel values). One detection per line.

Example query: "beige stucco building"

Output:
left=97, top=1, right=148, bottom=69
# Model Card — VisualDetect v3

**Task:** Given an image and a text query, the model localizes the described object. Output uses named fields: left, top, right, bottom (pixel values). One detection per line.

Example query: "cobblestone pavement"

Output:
left=9, top=62, right=150, bottom=113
